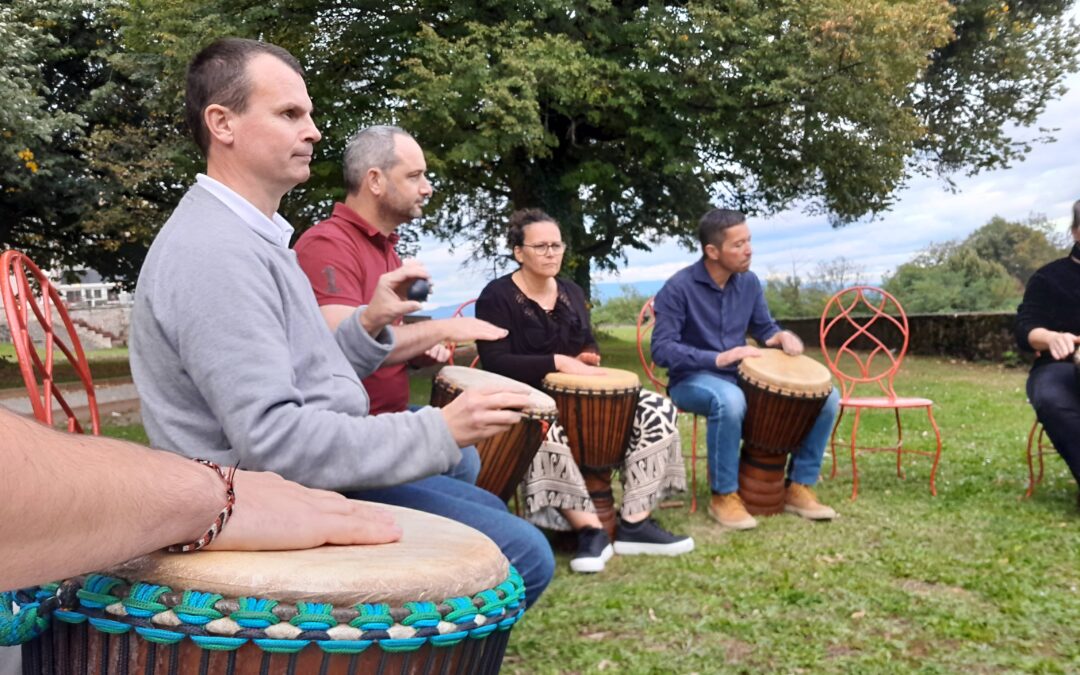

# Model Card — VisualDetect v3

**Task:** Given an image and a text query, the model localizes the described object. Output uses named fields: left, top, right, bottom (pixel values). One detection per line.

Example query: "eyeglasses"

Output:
left=520, top=243, right=566, bottom=255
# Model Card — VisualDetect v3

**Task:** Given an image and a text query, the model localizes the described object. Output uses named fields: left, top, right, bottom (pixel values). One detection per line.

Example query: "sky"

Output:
left=413, top=68, right=1080, bottom=317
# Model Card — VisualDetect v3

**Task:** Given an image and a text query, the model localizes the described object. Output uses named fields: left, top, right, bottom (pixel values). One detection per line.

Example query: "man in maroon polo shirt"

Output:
left=295, top=125, right=495, bottom=481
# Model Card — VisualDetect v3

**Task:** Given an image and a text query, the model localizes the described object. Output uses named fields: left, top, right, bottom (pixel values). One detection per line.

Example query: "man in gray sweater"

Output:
left=130, top=37, right=555, bottom=607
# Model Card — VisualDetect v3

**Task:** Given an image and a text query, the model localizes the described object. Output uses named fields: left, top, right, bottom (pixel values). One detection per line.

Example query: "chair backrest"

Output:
left=635, top=296, right=667, bottom=393
left=449, top=298, right=480, bottom=368
left=0, top=250, right=100, bottom=434
left=819, top=285, right=910, bottom=401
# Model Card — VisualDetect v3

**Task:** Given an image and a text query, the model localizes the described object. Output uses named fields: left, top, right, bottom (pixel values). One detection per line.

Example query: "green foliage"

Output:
left=882, top=215, right=1066, bottom=313
left=3, top=0, right=1078, bottom=293
left=765, top=257, right=865, bottom=319
left=884, top=242, right=1021, bottom=314
left=592, top=285, right=650, bottom=326
left=963, top=214, right=1070, bottom=284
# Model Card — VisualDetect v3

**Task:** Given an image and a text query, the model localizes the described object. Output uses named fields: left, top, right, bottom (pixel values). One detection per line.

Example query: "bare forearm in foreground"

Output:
left=0, top=409, right=400, bottom=590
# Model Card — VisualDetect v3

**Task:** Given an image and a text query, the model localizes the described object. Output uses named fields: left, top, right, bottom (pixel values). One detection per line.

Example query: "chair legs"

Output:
left=828, top=404, right=941, bottom=499
left=1024, top=420, right=1053, bottom=499
left=689, top=415, right=700, bottom=513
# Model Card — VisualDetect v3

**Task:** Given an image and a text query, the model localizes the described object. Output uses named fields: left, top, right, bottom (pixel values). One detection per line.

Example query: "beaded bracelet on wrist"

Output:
left=168, top=459, right=237, bottom=553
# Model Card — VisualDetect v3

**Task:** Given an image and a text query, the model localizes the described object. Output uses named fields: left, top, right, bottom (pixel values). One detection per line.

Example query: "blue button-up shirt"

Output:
left=651, top=259, right=781, bottom=387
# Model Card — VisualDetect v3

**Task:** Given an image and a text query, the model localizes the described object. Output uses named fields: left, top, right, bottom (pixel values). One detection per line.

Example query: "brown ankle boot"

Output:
left=708, top=492, right=758, bottom=530
left=784, top=483, right=837, bottom=521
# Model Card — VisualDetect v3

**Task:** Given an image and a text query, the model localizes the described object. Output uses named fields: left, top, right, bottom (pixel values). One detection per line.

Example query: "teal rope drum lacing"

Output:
left=1, top=590, right=50, bottom=646
left=6, top=565, right=527, bottom=659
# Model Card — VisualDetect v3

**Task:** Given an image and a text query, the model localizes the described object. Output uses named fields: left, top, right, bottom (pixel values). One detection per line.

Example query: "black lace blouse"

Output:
left=474, top=273, right=598, bottom=389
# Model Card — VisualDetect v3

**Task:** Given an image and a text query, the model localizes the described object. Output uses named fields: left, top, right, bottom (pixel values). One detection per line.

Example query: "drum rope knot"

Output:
left=3, top=566, right=527, bottom=654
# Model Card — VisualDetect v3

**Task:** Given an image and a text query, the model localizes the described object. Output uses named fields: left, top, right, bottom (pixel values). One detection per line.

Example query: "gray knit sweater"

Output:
left=130, top=184, right=461, bottom=491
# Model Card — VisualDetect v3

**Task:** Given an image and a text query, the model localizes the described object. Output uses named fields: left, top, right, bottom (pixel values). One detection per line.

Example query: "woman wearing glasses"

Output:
left=475, top=208, right=693, bottom=574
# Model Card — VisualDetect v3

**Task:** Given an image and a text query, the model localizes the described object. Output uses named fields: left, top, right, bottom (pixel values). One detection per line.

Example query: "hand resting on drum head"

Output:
left=715, top=344, right=762, bottom=368
left=206, top=470, right=402, bottom=552
left=440, top=387, right=533, bottom=447
left=554, top=353, right=605, bottom=376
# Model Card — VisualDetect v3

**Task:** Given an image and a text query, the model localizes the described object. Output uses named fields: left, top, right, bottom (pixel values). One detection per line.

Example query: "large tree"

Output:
left=8, top=0, right=1078, bottom=293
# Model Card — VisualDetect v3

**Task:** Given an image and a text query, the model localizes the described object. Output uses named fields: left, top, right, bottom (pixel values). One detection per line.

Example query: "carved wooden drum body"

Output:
left=541, top=368, right=641, bottom=539
left=431, top=366, right=558, bottom=503
left=737, top=349, right=833, bottom=516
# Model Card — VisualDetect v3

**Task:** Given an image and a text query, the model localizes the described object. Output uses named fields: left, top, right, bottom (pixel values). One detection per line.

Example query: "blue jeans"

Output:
left=1027, top=362, right=1080, bottom=486
left=347, top=475, right=555, bottom=610
left=669, top=371, right=839, bottom=494
left=408, top=405, right=481, bottom=484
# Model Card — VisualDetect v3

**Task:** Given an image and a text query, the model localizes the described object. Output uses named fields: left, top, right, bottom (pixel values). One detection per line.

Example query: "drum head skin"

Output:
left=543, top=367, right=640, bottom=392
left=738, top=349, right=832, bottom=397
left=108, top=505, right=508, bottom=605
left=436, top=365, right=557, bottom=415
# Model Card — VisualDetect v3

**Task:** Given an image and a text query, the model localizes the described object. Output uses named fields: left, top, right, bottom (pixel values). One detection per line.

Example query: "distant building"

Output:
left=53, top=269, right=132, bottom=309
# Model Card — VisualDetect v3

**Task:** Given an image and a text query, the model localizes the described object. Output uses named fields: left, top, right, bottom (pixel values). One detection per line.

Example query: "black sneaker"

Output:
left=569, top=527, right=614, bottom=573
left=613, top=517, right=695, bottom=556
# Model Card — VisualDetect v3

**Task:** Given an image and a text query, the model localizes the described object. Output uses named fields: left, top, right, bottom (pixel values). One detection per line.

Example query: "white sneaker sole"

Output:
left=613, top=537, right=695, bottom=556
left=569, top=544, right=614, bottom=573
left=784, top=504, right=837, bottom=520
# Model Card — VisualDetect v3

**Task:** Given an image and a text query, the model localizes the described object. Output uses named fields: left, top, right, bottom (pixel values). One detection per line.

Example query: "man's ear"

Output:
left=703, top=242, right=720, bottom=261
left=204, top=104, right=235, bottom=147
left=366, top=168, right=384, bottom=196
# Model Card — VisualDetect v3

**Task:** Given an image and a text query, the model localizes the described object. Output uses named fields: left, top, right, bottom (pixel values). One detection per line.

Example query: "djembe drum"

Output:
left=541, top=368, right=641, bottom=540
left=737, top=349, right=833, bottom=516
left=17, top=506, right=524, bottom=674
left=431, top=366, right=558, bottom=502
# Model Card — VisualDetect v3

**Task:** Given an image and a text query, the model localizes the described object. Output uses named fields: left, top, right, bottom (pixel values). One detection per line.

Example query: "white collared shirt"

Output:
left=195, top=174, right=295, bottom=248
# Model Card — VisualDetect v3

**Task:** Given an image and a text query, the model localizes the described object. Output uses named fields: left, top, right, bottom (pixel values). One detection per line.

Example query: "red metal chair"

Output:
left=0, top=250, right=100, bottom=434
left=819, top=286, right=941, bottom=499
left=636, top=296, right=702, bottom=512
left=1024, top=419, right=1058, bottom=499
left=447, top=298, right=481, bottom=368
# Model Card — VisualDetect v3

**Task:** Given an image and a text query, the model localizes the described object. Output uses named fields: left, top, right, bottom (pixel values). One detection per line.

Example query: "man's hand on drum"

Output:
left=359, top=260, right=430, bottom=337
left=766, top=330, right=804, bottom=356
left=576, top=351, right=602, bottom=366
left=444, top=316, right=509, bottom=343
left=554, top=353, right=605, bottom=375
left=206, top=470, right=402, bottom=552
left=715, top=345, right=762, bottom=368
left=441, top=388, right=532, bottom=447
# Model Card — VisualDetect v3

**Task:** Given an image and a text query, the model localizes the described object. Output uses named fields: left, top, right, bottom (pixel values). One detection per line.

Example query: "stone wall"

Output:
left=781, top=312, right=1024, bottom=362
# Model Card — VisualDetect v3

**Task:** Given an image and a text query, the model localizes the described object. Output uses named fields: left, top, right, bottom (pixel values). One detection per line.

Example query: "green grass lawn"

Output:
left=86, top=329, right=1077, bottom=673
left=0, top=344, right=130, bottom=389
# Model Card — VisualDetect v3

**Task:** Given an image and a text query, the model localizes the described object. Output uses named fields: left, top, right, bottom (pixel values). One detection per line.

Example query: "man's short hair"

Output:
left=1072, top=199, right=1080, bottom=234
left=185, top=38, right=302, bottom=156
left=698, top=208, right=747, bottom=249
left=342, top=125, right=413, bottom=195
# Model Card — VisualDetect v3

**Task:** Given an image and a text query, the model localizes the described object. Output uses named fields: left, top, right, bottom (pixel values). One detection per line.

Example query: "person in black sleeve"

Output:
left=1016, top=199, right=1080, bottom=505
left=475, top=208, right=694, bottom=573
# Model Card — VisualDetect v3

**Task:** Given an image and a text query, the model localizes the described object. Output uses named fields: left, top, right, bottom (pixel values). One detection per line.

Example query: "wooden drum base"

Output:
left=737, top=451, right=789, bottom=516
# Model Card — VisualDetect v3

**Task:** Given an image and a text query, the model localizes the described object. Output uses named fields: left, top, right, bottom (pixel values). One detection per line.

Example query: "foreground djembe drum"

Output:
left=541, top=368, right=641, bottom=539
left=431, top=366, right=558, bottom=503
left=737, top=349, right=833, bottom=516
left=19, top=506, right=524, bottom=674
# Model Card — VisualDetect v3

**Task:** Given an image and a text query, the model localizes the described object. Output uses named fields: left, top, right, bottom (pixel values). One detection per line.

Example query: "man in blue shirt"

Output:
left=651, top=208, right=839, bottom=530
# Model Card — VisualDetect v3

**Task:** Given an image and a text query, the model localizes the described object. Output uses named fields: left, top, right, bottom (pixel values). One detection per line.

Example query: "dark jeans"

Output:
left=1027, top=362, right=1080, bottom=487
left=347, top=475, right=555, bottom=610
